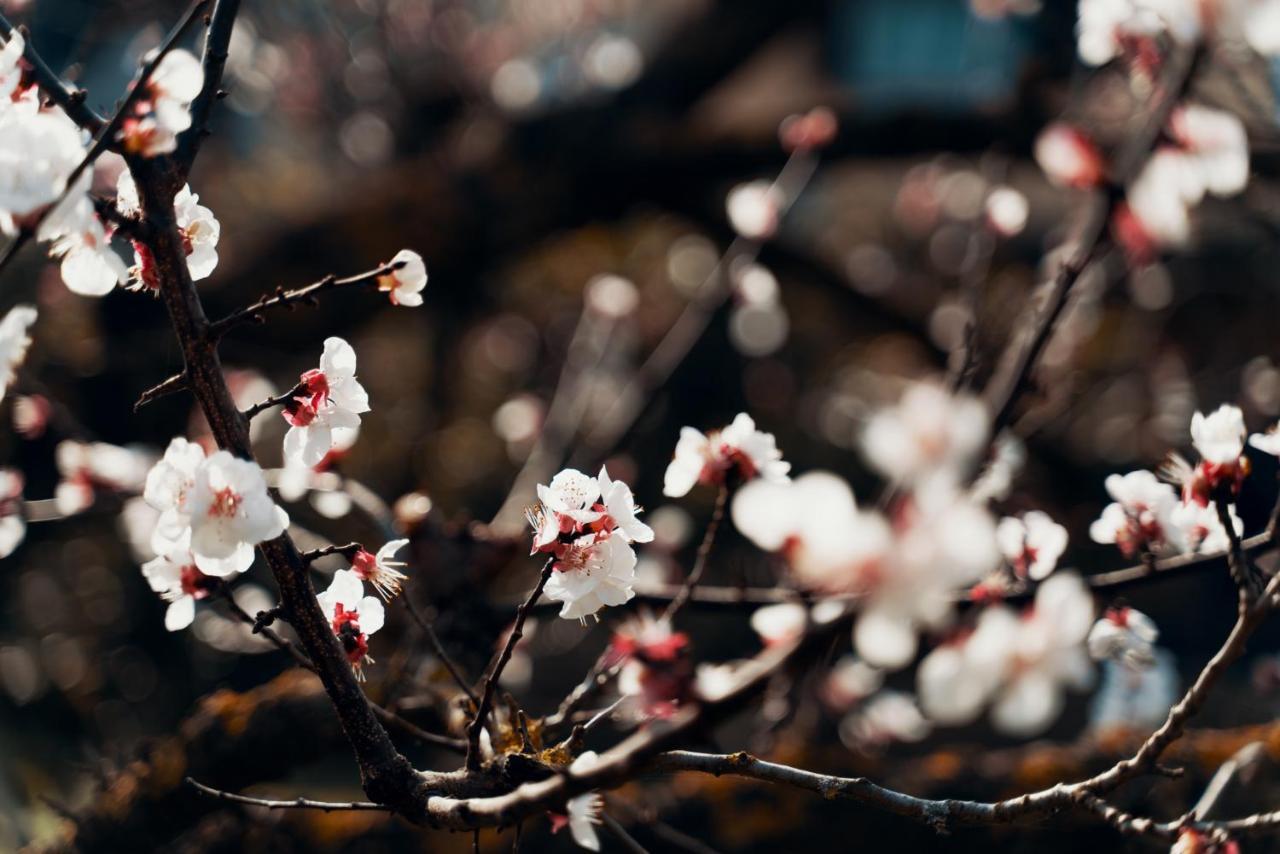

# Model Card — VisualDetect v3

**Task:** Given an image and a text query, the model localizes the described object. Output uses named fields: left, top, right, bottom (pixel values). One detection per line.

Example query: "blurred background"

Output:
left=5, top=0, right=1280, bottom=850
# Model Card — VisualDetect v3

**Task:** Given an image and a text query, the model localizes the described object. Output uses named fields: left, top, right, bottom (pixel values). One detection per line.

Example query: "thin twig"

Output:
left=602, top=813, right=652, bottom=854
left=243, top=381, right=304, bottom=421
left=133, top=372, right=188, bottom=412
left=299, top=542, right=363, bottom=564
left=402, top=593, right=478, bottom=705
left=663, top=483, right=728, bottom=620
left=0, top=15, right=106, bottom=132
left=175, top=0, right=240, bottom=177
left=186, top=777, right=388, bottom=812
left=210, top=262, right=403, bottom=337
left=466, top=558, right=555, bottom=770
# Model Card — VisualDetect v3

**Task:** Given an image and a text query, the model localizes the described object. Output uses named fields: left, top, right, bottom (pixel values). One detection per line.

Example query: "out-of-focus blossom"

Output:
left=726, top=180, right=781, bottom=241
left=351, top=538, right=409, bottom=601
left=377, top=248, right=427, bottom=307
left=118, top=49, right=203, bottom=157
left=996, top=511, right=1068, bottom=580
left=0, top=468, right=24, bottom=559
left=1169, top=500, right=1242, bottom=553
left=54, top=440, right=153, bottom=516
left=779, top=106, right=837, bottom=152
left=549, top=751, right=603, bottom=851
left=39, top=196, right=127, bottom=296
left=1089, top=470, right=1182, bottom=557
left=12, top=394, right=49, bottom=439
left=749, top=603, right=807, bottom=647
left=613, top=612, right=692, bottom=720
left=663, top=412, right=790, bottom=498
left=283, top=337, right=370, bottom=468
left=860, top=383, right=989, bottom=488
left=142, top=549, right=225, bottom=631
left=984, top=186, right=1029, bottom=237
left=1088, top=606, right=1159, bottom=670
left=732, top=472, right=891, bottom=594
left=840, top=691, right=931, bottom=749
left=1076, top=0, right=1200, bottom=67
left=585, top=274, right=638, bottom=318
left=1249, top=422, right=1280, bottom=456
left=919, top=573, right=1094, bottom=736
left=971, top=433, right=1026, bottom=504
left=0, top=304, right=35, bottom=403
left=1172, top=828, right=1241, bottom=854
left=0, top=31, right=26, bottom=102
left=823, top=656, right=884, bottom=710
left=0, top=105, right=85, bottom=225
left=317, top=568, right=384, bottom=679
left=1090, top=648, right=1178, bottom=732
left=1034, top=123, right=1104, bottom=189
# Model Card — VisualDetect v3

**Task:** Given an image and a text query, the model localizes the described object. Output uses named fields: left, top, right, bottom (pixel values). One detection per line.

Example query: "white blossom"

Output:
left=0, top=304, right=36, bottom=403
left=39, top=195, right=128, bottom=296
left=1088, top=470, right=1182, bottom=557
left=840, top=691, right=931, bottom=749
left=1034, top=123, right=1103, bottom=189
left=663, top=412, right=790, bottom=498
left=186, top=451, right=288, bottom=575
left=996, top=510, right=1068, bottom=580
left=377, top=249, right=427, bottom=307
left=142, top=549, right=226, bottom=631
left=55, top=440, right=153, bottom=516
left=860, top=383, right=989, bottom=488
left=1170, top=500, right=1242, bottom=553
left=0, top=105, right=85, bottom=224
left=553, top=751, right=603, bottom=851
left=116, top=170, right=221, bottom=284
left=0, top=467, right=25, bottom=559
left=316, top=568, right=385, bottom=678
left=725, top=180, right=781, bottom=241
left=282, top=337, right=370, bottom=468
left=1249, top=422, right=1280, bottom=456
left=749, top=602, right=807, bottom=647
left=543, top=531, right=638, bottom=621
left=1190, top=403, right=1247, bottom=466
left=351, top=538, right=410, bottom=600
left=0, top=31, right=25, bottom=103
left=119, top=49, right=203, bottom=157
left=597, top=466, right=654, bottom=544
left=1088, top=606, right=1159, bottom=670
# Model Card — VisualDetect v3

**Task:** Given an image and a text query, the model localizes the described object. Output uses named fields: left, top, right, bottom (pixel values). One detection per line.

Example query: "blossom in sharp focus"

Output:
left=0, top=467, right=25, bottom=559
left=543, top=530, right=638, bottom=621
left=118, top=49, right=203, bottom=157
left=549, top=751, right=603, bottom=851
left=186, top=451, right=288, bottom=575
left=144, top=436, right=207, bottom=552
left=142, top=549, right=225, bottom=631
left=597, top=467, right=654, bottom=544
left=1184, top=404, right=1249, bottom=501
left=860, top=383, right=989, bottom=488
left=377, top=249, right=427, bottom=307
left=1089, top=470, right=1182, bottom=557
left=1088, top=606, right=1159, bottom=670
left=351, top=538, right=410, bottom=600
left=1034, top=123, right=1104, bottom=189
left=663, top=412, right=790, bottom=498
left=283, top=337, right=370, bottom=468
left=55, top=440, right=153, bottom=516
left=731, top=471, right=892, bottom=595
left=996, top=510, right=1068, bottom=581
left=0, top=304, right=35, bottom=403
left=317, top=568, right=384, bottom=678
left=116, top=170, right=221, bottom=285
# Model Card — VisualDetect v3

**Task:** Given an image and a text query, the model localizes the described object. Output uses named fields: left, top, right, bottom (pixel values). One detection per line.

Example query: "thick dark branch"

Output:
left=466, top=558, right=555, bottom=770
left=185, top=777, right=388, bottom=812
left=210, top=263, right=403, bottom=337
left=0, top=15, right=106, bottom=132
left=174, top=0, right=240, bottom=177
left=134, top=371, right=188, bottom=412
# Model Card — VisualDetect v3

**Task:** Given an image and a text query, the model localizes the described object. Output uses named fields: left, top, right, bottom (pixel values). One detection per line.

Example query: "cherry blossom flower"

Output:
left=548, top=751, right=603, bottom=851
left=38, top=196, right=128, bottom=296
left=749, top=602, right=807, bottom=647
left=996, top=510, right=1068, bottom=580
left=283, top=337, right=370, bottom=468
left=1088, top=606, right=1159, bottom=670
left=1089, top=470, right=1182, bottom=557
left=1034, top=123, right=1104, bottom=189
left=731, top=471, right=892, bottom=594
left=1185, top=404, right=1249, bottom=501
left=0, top=31, right=26, bottom=102
left=116, top=170, right=220, bottom=284
left=12, top=393, right=50, bottom=439
left=142, top=549, right=225, bottom=631
left=55, top=440, right=153, bottom=516
left=840, top=691, right=931, bottom=749
left=0, top=304, right=35, bottom=403
left=0, top=468, right=25, bottom=559
left=186, top=451, right=288, bottom=575
left=118, top=49, right=203, bottom=157
left=351, top=538, right=410, bottom=600
left=860, top=383, right=989, bottom=488
left=377, top=249, right=427, bottom=307
left=316, top=569, right=385, bottom=679
left=596, top=466, right=655, bottom=544
left=0, top=105, right=85, bottom=224
left=726, top=180, right=781, bottom=240
left=543, top=531, right=638, bottom=621
left=1076, top=0, right=1201, bottom=67
left=613, top=612, right=692, bottom=720
left=144, top=436, right=209, bottom=555
left=663, top=412, right=790, bottom=498
left=1169, top=500, right=1242, bottom=553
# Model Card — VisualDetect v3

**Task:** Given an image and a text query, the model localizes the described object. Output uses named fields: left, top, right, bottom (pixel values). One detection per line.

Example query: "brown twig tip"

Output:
left=301, top=542, right=364, bottom=564
left=133, top=372, right=189, bottom=412
left=185, top=777, right=389, bottom=812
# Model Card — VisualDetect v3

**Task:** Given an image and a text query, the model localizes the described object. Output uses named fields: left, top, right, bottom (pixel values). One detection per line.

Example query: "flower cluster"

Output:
left=663, top=412, right=790, bottom=498
left=282, top=337, right=370, bottom=468
left=117, top=49, right=204, bottom=157
left=528, top=467, right=653, bottom=621
left=117, top=169, right=220, bottom=286
left=144, top=437, right=289, bottom=577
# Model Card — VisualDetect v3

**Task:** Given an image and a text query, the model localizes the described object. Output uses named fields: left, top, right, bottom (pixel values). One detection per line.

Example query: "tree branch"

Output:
left=174, top=0, right=240, bottom=177
left=663, top=483, right=728, bottom=620
left=185, top=777, right=389, bottom=812
left=209, top=262, right=404, bottom=337
left=0, top=14, right=106, bottom=132
left=134, top=371, right=188, bottom=412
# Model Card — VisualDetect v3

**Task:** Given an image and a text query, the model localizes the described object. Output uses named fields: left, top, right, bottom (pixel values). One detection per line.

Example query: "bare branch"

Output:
left=0, top=15, right=106, bottom=132
left=174, top=0, right=241, bottom=177
left=133, top=372, right=188, bottom=412
left=243, top=381, right=304, bottom=421
left=209, top=262, right=404, bottom=337
left=663, top=483, right=729, bottom=620
left=300, top=541, right=363, bottom=564
left=186, top=777, right=389, bottom=812
left=402, top=593, right=478, bottom=705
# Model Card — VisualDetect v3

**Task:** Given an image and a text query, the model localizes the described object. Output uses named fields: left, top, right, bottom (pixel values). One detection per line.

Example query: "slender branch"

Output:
left=1216, top=498, right=1253, bottom=600
left=185, top=777, right=388, bottom=812
left=602, top=814, right=652, bottom=854
left=174, top=0, right=241, bottom=177
left=402, top=593, right=478, bottom=705
left=300, top=541, right=363, bottom=564
left=465, top=558, right=555, bottom=771
left=133, top=371, right=188, bottom=412
left=209, top=263, right=403, bottom=337
left=0, top=15, right=106, bottom=132
left=243, top=381, right=304, bottom=421
left=663, top=483, right=728, bottom=620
